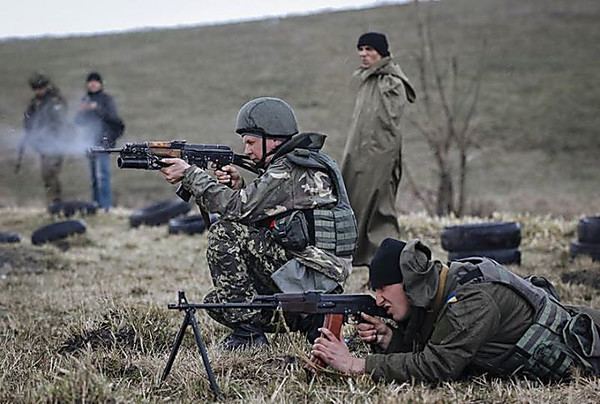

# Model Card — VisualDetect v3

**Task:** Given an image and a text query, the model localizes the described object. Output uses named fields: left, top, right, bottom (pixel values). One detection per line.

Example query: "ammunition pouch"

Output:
left=271, top=210, right=310, bottom=251
left=563, top=313, right=600, bottom=375
left=312, top=207, right=357, bottom=257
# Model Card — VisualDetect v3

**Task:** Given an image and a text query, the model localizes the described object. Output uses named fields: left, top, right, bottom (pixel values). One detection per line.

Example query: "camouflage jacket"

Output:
left=181, top=133, right=351, bottom=284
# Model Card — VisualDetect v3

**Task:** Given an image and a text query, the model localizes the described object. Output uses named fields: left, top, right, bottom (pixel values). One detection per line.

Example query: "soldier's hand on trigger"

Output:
left=357, top=313, right=393, bottom=350
left=215, top=165, right=243, bottom=190
left=160, top=158, right=190, bottom=184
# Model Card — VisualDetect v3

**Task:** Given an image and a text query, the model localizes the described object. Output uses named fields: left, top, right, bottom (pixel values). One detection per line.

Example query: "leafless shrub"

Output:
left=406, top=0, right=486, bottom=217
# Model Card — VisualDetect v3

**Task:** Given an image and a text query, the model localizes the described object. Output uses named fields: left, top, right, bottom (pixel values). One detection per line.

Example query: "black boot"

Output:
left=221, top=323, right=269, bottom=350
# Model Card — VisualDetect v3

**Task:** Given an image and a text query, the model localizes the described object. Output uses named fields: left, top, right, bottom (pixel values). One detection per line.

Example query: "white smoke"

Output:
left=2, top=93, right=101, bottom=159
left=9, top=125, right=96, bottom=157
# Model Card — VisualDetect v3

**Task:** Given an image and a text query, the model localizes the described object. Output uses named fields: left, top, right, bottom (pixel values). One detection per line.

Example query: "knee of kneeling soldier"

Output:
left=207, top=220, right=245, bottom=243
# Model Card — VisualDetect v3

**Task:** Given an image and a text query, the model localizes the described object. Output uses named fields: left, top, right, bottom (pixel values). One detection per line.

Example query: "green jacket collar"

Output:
left=269, top=132, right=326, bottom=164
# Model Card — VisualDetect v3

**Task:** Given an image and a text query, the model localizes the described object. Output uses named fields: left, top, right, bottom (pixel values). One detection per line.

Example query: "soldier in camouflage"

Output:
left=160, top=97, right=358, bottom=349
left=312, top=238, right=600, bottom=382
left=21, top=73, right=68, bottom=204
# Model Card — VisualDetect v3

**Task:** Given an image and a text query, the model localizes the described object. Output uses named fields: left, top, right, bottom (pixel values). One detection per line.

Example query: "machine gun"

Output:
left=160, top=290, right=391, bottom=398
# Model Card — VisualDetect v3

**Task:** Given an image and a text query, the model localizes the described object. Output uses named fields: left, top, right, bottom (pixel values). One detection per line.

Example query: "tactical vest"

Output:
left=451, top=257, right=597, bottom=379
left=285, top=149, right=358, bottom=258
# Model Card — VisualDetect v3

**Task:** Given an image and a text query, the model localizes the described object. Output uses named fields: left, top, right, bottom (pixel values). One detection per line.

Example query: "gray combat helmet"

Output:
left=235, top=97, right=298, bottom=138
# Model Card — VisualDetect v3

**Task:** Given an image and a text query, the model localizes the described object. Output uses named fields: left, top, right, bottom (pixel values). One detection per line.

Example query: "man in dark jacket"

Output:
left=22, top=72, right=68, bottom=205
left=74, top=72, right=124, bottom=210
left=312, top=239, right=600, bottom=381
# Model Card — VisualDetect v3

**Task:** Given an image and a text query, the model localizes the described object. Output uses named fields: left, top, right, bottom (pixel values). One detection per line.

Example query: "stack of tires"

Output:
left=129, top=199, right=191, bottom=227
left=48, top=200, right=97, bottom=217
left=168, top=214, right=219, bottom=235
left=441, top=221, right=522, bottom=265
left=570, top=216, right=600, bottom=262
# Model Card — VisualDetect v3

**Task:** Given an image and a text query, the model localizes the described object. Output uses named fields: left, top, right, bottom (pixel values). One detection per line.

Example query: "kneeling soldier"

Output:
left=160, top=97, right=358, bottom=349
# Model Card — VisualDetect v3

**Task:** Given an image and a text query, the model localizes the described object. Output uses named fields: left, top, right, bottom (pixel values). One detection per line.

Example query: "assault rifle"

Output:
left=161, top=290, right=391, bottom=398
left=90, top=140, right=260, bottom=226
left=89, top=140, right=260, bottom=201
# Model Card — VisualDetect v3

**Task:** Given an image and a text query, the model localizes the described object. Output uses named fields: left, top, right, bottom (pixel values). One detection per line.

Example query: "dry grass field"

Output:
left=1, top=208, right=599, bottom=402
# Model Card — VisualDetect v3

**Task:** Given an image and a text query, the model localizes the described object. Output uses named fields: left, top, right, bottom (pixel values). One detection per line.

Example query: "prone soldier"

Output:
left=312, top=238, right=600, bottom=381
left=159, top=97, right=358, bottom=349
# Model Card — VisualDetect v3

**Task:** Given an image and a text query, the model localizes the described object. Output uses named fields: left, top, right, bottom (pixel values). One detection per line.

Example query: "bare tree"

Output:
left=405, top=0, right=485, bottom=217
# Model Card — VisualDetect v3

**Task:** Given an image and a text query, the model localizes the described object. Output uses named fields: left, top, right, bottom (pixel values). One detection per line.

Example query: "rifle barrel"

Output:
left=168, top=302, right=278, bottom=310
left=89, top=147, right=122, bottom=153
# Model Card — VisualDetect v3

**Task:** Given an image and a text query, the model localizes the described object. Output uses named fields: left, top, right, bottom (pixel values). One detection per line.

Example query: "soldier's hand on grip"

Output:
left=215, top=165, right=243, bottom=190
left=358, top=313, right=393, bottom=350
left=311, top=327, right=365, bottom=375
left=160, top=158, right=190, bottom=184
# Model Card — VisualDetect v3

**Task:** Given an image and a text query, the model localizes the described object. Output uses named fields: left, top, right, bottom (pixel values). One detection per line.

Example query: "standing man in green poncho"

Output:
left=341, top=32, right=416, bottom=266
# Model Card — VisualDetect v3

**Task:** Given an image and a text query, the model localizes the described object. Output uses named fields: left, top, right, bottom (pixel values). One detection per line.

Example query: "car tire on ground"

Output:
left=129, top=200, right=191, bottom=227
left=168, top=214, right=219, bottom=235
left=48, top=200, right=98, bottom=217
left=577, top=216, right=600, bottom=244
left=0, top=231, right=21, bottom=243
left=448, top=248, right=521, bottom=265
left=570, top=241, right=600, bottom=262
left=31, top=220, right=87, bottom=246
left=441, top=222, right=521, bottom=251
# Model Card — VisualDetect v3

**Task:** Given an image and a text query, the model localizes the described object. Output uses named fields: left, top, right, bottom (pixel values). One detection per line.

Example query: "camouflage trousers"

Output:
left=40, top=154, right=63, bottom=204
left=203, top=220, right=289, bottom=329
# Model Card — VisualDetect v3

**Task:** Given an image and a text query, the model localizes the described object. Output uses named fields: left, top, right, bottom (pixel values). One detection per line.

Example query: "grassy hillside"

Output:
left=0, top=0, right=599, bottom=215
left=1, top=208, right=599, bottom=402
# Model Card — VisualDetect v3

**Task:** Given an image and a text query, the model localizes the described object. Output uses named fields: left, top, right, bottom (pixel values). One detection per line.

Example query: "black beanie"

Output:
left=357, top=32, right=390, bottom=57
left=369, top=238, right=407, bottom=289
left=86, top=71, right=103, bottom=83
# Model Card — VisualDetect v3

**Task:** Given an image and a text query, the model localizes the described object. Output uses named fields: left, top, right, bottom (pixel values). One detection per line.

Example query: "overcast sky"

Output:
left=0, top=0, right=408, bottom=39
